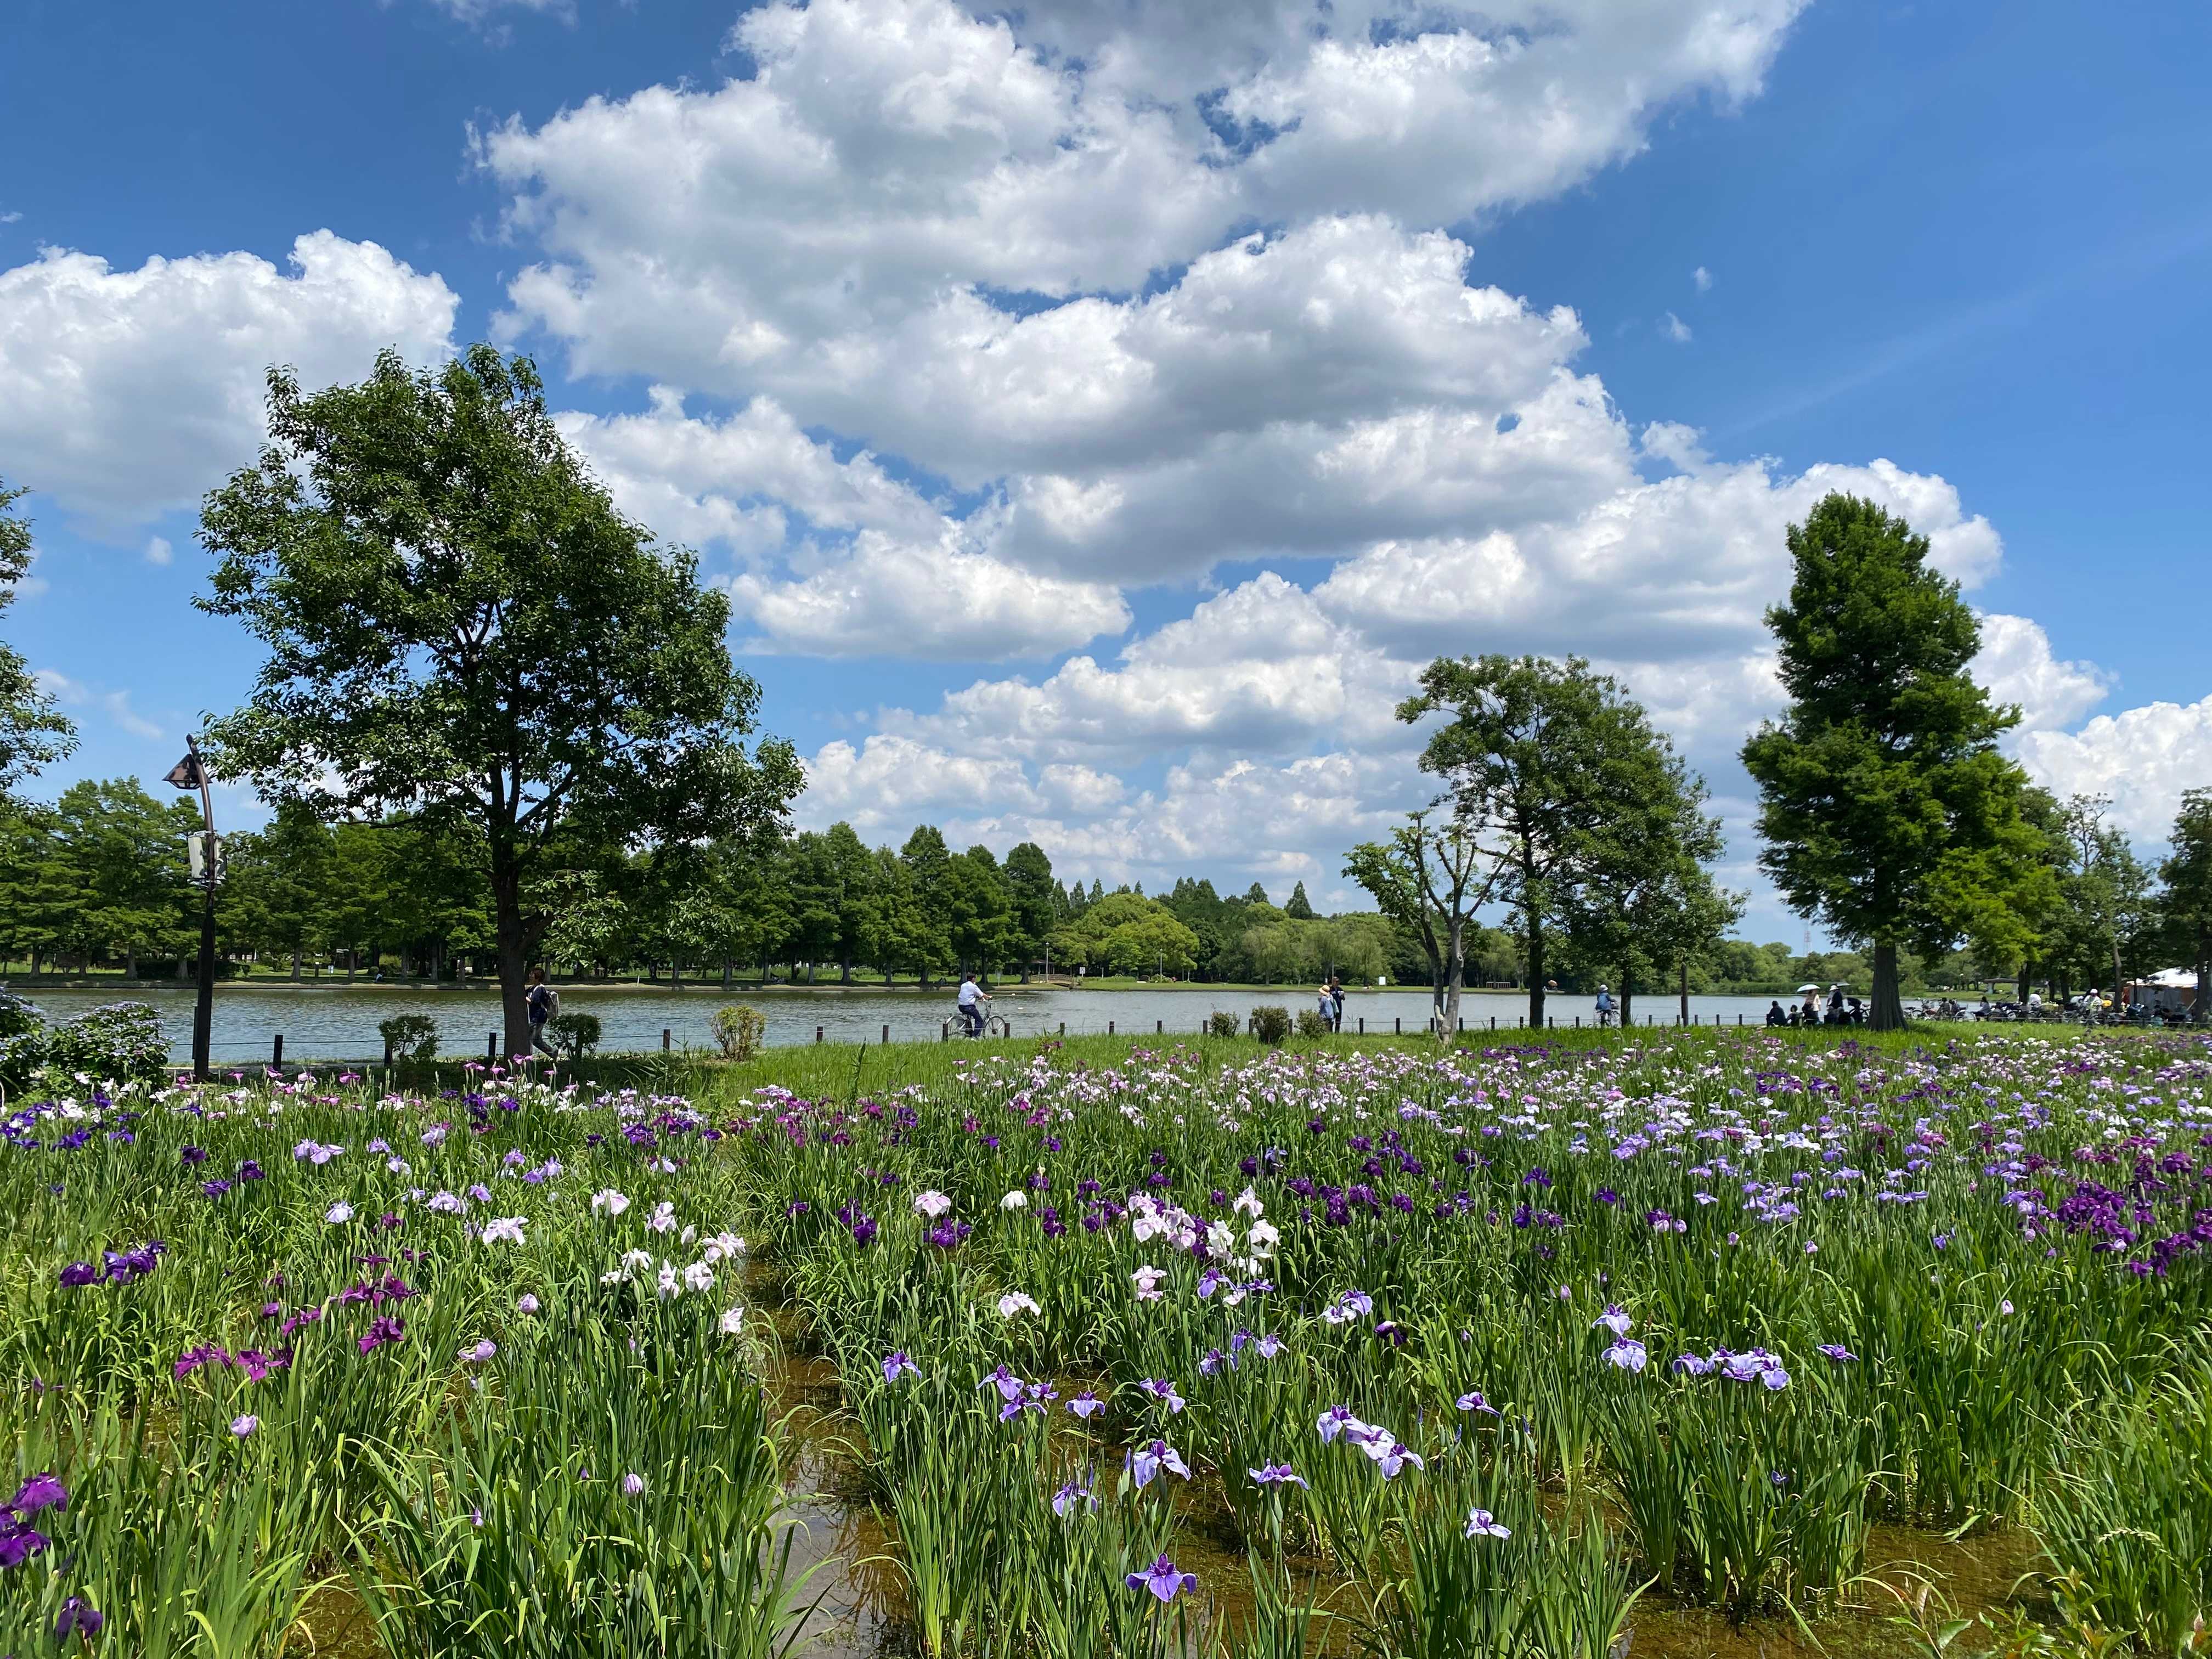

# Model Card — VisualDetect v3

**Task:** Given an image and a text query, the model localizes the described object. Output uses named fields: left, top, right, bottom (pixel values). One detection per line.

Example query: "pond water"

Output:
left=16, top=981, right=1804, bottom=1064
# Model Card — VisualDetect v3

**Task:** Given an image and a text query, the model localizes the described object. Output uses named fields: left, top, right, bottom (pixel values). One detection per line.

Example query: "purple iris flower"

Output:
left=1672, top=1352, right=1714, bottom=1376
left=1593, top=1305, right=1633, bottom=1337
left=1067, top=1391, right=1105, bottom=1419
left=1247, top=1462, right=1306, bottom=1488
left=1316, top=1405, right=1367, bottom=1444
left=58, top=1261, right=97, bottom=1288
left=12, top=1473, right=66, bottom=1513
left=1816, top=1344, right=1858, bottom=1362
left=1464, top=1508, right=1511, bottom=1539
left=1604, top=1339, right=1649, bottom=1372
left=1198, top=1348, right=1227, bottom=1376
left=1137, top=1378, right=1186, bottom=1414
left=0, top=1522, right=50, bottom=1568
left=882, top=1351, right=921, bottom=1384
left=979, top=1364, right=1024, bottom=1404
left=1052, top=1477, right=1095, bottom=1516
left=358, top=1315, right=405, bottom=1355
left=1255, top=1333, right=1285, bottom=1359
left=1125, top=1554, right=1195, bottom=1603
left=1362, top=1438, right=1424, bottom=1479
left=1127, top=1439, right=1190, bottom=1487
left=55, top=1595, right=104, bottom=1639
left=1456, top=1390, right=1500, bottom=1415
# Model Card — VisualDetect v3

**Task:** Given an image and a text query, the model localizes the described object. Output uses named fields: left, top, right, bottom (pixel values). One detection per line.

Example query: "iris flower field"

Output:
left=4, top=1028, right=2211, bottom=1657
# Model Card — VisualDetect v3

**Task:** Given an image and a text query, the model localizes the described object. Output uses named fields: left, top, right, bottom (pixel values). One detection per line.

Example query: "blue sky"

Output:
left=5, top=0, right=2208, bottom=938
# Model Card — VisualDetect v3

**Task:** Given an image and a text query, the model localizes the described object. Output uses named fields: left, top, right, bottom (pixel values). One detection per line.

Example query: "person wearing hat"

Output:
left=1594, top=983, right=1615, bottom=1029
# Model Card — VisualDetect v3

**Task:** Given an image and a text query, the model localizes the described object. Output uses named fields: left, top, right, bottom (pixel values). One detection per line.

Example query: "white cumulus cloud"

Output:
left=0, top=232, right=456, bottom=534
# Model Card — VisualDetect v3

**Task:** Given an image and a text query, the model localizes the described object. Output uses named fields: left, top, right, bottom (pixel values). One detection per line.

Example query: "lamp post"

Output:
left=165, top=737, right=219, bottom=1082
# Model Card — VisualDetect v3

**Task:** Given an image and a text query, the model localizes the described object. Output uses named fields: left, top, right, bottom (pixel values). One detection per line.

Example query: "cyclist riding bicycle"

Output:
left=956, top=972, right=990, bottom=1037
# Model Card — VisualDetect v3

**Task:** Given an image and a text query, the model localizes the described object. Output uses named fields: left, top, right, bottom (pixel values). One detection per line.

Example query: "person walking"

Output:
left=1594, top=983, right=1615, bottom=1029
left=1327, top=974, right=1346, bottom=1031
left=525, top=967, right=560, bottom=1057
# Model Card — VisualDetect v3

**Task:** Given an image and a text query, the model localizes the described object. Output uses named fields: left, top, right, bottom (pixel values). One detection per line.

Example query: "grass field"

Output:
left=4, top=1024, right=2209, bottom=1657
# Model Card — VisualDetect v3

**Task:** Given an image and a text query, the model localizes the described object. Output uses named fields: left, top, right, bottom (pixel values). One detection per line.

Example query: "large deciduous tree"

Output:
left=1398, top=653, right=1690, bottom=1030
left=195, top=346, right=802, bottom=1054
left=0, top=479, right=76, bottom=797
left=1741, top=493, right=2051, bottom=1030
left=1344, top=804, right=1499, bottom=1034
left=2163, top=791, right=2212, bottom=1025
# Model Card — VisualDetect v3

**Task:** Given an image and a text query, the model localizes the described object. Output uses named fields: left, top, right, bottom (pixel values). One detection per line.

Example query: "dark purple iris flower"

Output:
left=55, top=1596, right=104, bottom=1639
left=58, top=1261, right=98, bottom=1288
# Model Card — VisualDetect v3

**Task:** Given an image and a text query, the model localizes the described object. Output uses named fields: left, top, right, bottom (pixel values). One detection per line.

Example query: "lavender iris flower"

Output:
left=1593, top=1304, right=1634, bottom=1337
left=55, top=1597, right=103, bottom=1640
left=1456, top=1390, right=1500, bottom=1415
left=1067, top=1391, right=1104, bottom=1419
left=1052, top=1477, right=1095, bottom=1516
left=1138, top=1378, right=1186, bottom=1413
left=1815, top=1344, right=1857, bottom=1362
left=883, top=1351, right=921, bottom=1384
left=1124, top=1554, right=1195, bottom=1602
left=1127, top=1439, right=1190, bottom=1487
left=1464, top=1508, right=1511, bottom=1539
left=1247, top=1462, right=1306, bottom=1488
left=1604, top=1339, right=1649, bottom=1372
left=1316, top=1405, right=1368, bottom=1443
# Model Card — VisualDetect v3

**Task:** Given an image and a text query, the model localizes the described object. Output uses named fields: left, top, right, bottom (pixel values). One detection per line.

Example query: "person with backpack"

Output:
left=526, top=967, right=560, bottom=1057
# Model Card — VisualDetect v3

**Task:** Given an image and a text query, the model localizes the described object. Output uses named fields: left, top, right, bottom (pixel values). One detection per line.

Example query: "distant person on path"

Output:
left=1827, top=984, right=1846, bottom=1022
left=1328, top=974, right=1346, bottom=1031
left=1594, top=984, right=1615, bottom=1028
left=526, top=968, right=559, bottom=1057
left=1766, top=1000, right=1787, bottom=1026
left=957, top=972, right=989, bottom=1037
left=1317, top=981, right=1337, bottom=1030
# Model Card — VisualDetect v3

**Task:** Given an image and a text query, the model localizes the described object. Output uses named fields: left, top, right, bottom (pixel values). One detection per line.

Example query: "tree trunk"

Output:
left=490, top=858, right=533, bottom=1058
left=1678, top=958, right=1690, bottom=1026
left=1525, top=911, right=1547, bottom=1029
left=1618, top=962, right=1633, bottom=1029
left=721, top=957, right=733, bottom=991
left=2195, top=932, right=2209, bottom=1025
left=290, top=951, right=302, bottom=982
left=842, top=956, right=853, bottom=986
left=2111, top=942, right=2125, bottom=1012
left=1870, top=941, right=1907, bottom=1030
left=125, top=945, right=138, bottom=980
left=2017, top=961, right=2030, bottom=1005
left=1443, top=915, right=1465, bottom=1037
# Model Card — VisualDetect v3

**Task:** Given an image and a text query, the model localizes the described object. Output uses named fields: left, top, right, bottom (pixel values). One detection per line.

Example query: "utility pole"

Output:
left=165, top=737, right=220, bottom=1082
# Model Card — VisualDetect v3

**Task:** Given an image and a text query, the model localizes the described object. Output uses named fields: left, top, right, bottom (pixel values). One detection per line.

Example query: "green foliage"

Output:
left=1207, top=1009, right=1242, bottom=1038
left=2037, top=1349, right=2212, bottom=1651
left=711, top=1004, right=766, bottom=1062
left=377, top=1013, right=439, bottom=1060
left=1741, top=494, right=2055, bottom=1024
left=1400, top=653, right=1713, bottom=1029
left=1249, top=1004, right=1291, bottom=1043
left=546, top=1010, right=601, bottom=1059
left=0, top=479, right=76, bottom=798
left=1295, top=1008, right=1333, bottom=1039
left=18, top=1001, right=167, bottom=1088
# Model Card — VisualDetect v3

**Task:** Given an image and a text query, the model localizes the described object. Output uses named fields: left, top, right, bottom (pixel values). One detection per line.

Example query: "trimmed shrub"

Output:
left=711, top=1005, right=766, bottom=1062
left=39, top=1002, right=166, bottom=1085
left=378, top=1014, right=439, bottom=1061
left=1295, top=1009, right=1333, bottom=1039
left=548, top=1011, right=602, bottom=1059
left=1249, top=1006, right=1291, bottom=1045
left=1206, top=1010, right=1240, bottom=1039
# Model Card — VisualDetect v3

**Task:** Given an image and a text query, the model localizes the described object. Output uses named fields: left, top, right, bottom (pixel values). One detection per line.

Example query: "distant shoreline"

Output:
left=5, top=977, right=1543, bottom=998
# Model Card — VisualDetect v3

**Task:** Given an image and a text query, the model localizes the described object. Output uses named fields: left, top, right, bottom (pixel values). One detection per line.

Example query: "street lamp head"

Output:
left=165, top=753, right=205, bottom=791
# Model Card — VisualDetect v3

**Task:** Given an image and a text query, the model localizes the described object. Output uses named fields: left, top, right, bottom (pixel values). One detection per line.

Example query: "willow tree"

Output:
left=196, top=346, right=802, bottom=1054
left=1741, top=493, right=2050, bottom=1030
